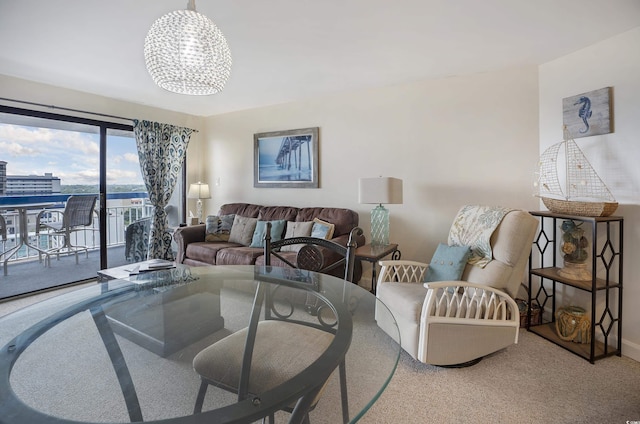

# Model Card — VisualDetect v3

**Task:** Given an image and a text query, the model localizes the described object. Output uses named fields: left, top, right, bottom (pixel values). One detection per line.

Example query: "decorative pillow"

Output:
left=205, top=214, right=235, bottom=242
left=281, top=221, right=314, bottom=252
left=228, top=215, right=258, bottom=246
left=311, top=218, right=335, bottom=240
left=424, top=243, right=472, bottom=283
left=250, top=219, right=287, bottom=248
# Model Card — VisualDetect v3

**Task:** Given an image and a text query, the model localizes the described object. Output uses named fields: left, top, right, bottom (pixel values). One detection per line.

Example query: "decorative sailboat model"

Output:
left=535, top=128, right=618, bottom=217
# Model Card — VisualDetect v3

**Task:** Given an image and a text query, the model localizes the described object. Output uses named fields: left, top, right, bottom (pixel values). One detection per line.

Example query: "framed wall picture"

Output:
left=562, top=87, right=613, bottom=139
left=254, top=127, right=319, bottom=188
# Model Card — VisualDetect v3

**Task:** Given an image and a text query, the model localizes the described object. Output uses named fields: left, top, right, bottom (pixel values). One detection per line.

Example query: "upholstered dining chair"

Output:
left=192, top=225, right=362, bottom=424
left=375, top=207, right=538, bottom=367
left=36, top=195, right=97, bottom=263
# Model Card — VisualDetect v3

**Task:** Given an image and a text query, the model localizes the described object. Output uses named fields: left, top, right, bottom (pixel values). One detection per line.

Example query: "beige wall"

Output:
left=7, top=34, right=636, bottom=362
left=202, top=65, right=540, bottom=286
left=539, top=27, right=640, bottom=361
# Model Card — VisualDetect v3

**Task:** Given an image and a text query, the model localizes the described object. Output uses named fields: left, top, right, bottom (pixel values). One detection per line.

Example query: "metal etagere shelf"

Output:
left=527, top=211, right=623, bottom=363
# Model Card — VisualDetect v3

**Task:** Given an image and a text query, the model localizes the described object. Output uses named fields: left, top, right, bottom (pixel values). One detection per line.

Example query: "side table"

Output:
left=356, top=243, right=401, bottom=294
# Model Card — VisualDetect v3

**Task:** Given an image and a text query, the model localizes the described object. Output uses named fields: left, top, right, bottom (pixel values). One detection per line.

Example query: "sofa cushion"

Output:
left=281, top=221, right=314, bottom=252
left=297, top=208, right=359, bottom=237
left=257, top=206, right=300, bottom=222
left=250, top=219, right=286, bottom=248
left=255, top=251, right=298, bottom=267
left=424, top=243, right=471, bottom=283
left=216, top=246, right=264, bottom=265
left=311, top=218, right=335, bottom=239
left=219, top=203, right=262, bottom=218
left=185, top=241, right=242, bottom=265
left=229, top=215, right=258, bottom=246
left=205, top=214, right=235, bottom=242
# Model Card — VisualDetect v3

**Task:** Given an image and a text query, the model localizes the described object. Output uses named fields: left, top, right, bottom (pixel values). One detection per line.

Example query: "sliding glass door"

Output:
left=0, top=106, right=185, bottom=299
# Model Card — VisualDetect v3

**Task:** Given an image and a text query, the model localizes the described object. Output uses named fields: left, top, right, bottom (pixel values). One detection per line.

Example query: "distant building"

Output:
left=0, top=161, right=61, bottom=195
left=0, top=161, right=6, bottom=195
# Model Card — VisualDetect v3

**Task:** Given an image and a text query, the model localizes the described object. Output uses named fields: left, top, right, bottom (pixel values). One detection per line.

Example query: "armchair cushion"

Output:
left=377, top=282, right=428, bottom=322
left=424, top=243, right=471, bottom=283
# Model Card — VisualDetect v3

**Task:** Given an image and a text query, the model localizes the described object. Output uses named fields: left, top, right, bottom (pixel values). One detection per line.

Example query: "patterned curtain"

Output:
left=133, top=120, right=194, bottom=260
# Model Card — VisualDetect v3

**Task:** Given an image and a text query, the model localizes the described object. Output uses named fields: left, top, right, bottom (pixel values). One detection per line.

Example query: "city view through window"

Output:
left=0, top=110, right=185, bottom=298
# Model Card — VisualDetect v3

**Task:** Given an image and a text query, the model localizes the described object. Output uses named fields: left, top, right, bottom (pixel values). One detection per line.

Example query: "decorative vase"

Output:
left=557, top=220, right=591, bottom=281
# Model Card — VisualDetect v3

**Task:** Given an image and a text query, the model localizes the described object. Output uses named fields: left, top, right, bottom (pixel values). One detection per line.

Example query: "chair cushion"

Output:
left=424, top=243, right=471, bottom=283
left=377, top=282, right=428, bottom=323
left=193, top=320, right=334, bottom=395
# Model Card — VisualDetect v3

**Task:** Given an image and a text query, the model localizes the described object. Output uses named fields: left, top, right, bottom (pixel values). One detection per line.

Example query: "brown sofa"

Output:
left=174, top=203, right=365, bottom=281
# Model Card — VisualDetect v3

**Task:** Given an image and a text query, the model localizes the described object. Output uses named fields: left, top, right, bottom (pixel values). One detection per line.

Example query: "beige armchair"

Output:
left=375, top=208, right=538, bottom=366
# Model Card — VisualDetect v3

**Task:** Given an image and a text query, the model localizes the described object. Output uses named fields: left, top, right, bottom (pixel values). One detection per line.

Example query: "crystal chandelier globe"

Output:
left=144, top=0, right=232, bottom=95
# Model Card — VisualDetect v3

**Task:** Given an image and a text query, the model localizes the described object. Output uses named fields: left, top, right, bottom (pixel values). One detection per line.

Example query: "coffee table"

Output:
left=0, top=265, right=400, bottom=424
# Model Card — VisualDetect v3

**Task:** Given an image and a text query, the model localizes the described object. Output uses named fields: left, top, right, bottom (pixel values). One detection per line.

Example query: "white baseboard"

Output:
left=622, top=338, right=640, bottom=362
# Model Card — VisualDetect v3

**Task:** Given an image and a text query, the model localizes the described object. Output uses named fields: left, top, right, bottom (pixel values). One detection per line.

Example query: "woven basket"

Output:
left=541, top=197, right=618, bottom=217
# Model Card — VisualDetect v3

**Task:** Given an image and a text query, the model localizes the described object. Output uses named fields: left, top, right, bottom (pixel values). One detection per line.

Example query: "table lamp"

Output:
left=358, top=177, right=403, bottom=246
left=188, top=181, right=211, bottom=224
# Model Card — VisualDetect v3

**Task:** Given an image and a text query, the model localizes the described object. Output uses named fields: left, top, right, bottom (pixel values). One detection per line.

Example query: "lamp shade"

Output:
left=188, top=182, right=211, bottom=199
left=358, top=177, right=403, bottom=205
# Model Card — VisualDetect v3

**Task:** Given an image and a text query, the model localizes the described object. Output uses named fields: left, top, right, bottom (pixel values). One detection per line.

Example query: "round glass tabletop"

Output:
left=0, top=265, right=400, bottom=424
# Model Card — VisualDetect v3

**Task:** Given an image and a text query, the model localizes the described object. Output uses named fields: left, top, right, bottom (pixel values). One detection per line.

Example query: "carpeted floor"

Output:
left=2, top=283, right=640, bottom=424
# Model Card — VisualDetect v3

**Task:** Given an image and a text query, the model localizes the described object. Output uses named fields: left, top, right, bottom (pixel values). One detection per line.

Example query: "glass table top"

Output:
left=0, top=265, right=400, bottom=424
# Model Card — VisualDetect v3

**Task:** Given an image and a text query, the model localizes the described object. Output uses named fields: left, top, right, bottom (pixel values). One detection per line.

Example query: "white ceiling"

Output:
left=1, top=0, right=639, bottom=117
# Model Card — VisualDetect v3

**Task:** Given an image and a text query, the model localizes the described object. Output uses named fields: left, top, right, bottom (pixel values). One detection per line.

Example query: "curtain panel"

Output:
left=133, top=120, right=194, bottom=260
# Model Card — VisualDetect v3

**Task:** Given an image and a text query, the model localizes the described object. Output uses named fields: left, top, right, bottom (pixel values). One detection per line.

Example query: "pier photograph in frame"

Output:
left=254, top=127, right=319, bottom=188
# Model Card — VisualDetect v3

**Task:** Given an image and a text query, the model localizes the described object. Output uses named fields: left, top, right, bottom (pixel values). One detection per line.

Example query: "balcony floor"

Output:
left=0, top=245, right=127, bottom=301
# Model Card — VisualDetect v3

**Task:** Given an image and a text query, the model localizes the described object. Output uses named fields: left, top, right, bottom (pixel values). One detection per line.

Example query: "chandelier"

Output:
left=144, top=0, right=232, bottom=95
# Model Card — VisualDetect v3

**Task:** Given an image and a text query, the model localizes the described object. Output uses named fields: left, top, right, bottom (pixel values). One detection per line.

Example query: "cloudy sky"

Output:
left=0, top=122, right=143, bottom=186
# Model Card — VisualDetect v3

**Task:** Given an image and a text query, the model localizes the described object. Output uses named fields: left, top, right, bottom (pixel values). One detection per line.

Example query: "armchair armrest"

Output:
left=377, top=260, right=429, bottom=284
left=421, top=281, right=519, bottom=330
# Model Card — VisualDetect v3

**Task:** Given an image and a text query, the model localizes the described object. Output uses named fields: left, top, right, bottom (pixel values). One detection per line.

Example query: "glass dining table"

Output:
left=0, top=265, right=400, bottom=424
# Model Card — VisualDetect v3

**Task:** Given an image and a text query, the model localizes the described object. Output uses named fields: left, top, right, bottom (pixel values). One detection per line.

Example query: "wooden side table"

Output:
left=355, top=243, right=401, bottom=294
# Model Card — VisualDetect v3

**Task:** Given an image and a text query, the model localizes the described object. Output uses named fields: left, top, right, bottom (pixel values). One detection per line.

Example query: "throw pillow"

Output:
left=250, top=219, right=287, bottom=248
left=424, top=243, right=471, bottom=283
left=311, top=218, right=335, bottom=240
left=228, top=215, right=258, bottom=246
left=205, top=214, right=235, bottom=242
left=281, top=221, right=314, bottom=252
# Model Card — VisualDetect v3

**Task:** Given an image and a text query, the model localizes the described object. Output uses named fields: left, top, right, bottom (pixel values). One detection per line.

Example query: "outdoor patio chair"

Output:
left=36, top=195, right=98, bottom=264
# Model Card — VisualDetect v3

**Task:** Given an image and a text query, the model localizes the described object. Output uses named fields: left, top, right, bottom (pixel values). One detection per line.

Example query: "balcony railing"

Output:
left=0, top=193, right=152, bottom=264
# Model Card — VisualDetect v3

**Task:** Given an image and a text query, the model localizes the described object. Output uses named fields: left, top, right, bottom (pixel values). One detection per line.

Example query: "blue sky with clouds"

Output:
left=0, top=123, right=143, bottom=186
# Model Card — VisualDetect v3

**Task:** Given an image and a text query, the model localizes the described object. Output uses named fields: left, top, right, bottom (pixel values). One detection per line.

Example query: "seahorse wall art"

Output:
left=562, top=87, right=612, bottom=139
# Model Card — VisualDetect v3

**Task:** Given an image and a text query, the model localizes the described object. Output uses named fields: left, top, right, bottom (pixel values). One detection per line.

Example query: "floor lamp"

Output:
left=188, top=182, right=211, bottom=224
left=358, top=177, right=403, bottom=246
